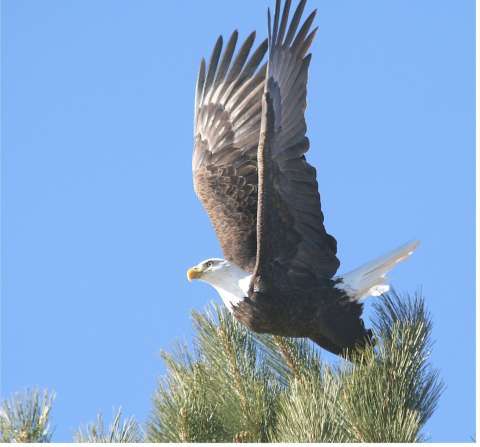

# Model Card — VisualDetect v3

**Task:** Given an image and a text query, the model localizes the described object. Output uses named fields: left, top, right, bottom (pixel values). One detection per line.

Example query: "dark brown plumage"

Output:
left=192, top=0, right=373, bottom=357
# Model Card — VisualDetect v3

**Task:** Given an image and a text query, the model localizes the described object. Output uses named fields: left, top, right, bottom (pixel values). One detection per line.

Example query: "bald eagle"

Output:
left=187, top=0, right=419, bottom=357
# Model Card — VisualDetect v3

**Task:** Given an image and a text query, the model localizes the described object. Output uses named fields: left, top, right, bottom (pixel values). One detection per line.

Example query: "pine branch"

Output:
left=74, top=408, right=143, bottom=442
left=147, top=303, right=280, bottom=442
left=191, top=304, right=279, bottom=442
left=0, top=389, right=54, bottom=443
left=148, top=346, right=229, bottom=442
left=334, top=289, right=444, bottom=442
left=272, top=361, right=346, bottom=442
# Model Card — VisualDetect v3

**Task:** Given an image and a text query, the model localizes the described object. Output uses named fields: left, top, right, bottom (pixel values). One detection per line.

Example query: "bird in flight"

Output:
left=187, top=0, right=419, bottom=357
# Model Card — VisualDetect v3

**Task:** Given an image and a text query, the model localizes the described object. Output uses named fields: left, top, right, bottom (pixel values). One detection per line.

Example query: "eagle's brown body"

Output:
left=234, top=286, right=371, bottom=356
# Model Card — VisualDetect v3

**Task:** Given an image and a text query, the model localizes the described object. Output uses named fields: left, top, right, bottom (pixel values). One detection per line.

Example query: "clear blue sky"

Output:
left=2, top=0, right=474, bottom=442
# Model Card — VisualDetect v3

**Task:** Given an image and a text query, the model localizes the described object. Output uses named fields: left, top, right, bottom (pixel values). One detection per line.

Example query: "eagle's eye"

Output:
left=205, top=260, right=214, bottom=269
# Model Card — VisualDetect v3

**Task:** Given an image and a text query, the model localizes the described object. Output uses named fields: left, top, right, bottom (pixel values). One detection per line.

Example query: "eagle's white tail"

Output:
left=336, top=240, right=420, bottom=301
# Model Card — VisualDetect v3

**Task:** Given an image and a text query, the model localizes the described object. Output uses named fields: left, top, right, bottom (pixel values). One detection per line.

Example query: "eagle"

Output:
left=187, top=0, right=419, bottom=357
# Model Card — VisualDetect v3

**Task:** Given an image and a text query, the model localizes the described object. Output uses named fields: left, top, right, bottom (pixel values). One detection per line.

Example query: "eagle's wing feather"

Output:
left=193, top=32, right=268, bottom=271
left=254, top=0, right=340, bottom=287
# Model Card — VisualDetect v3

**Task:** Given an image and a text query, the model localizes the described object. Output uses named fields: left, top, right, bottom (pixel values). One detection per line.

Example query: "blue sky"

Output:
left=2, top=0, right=474, bottom=442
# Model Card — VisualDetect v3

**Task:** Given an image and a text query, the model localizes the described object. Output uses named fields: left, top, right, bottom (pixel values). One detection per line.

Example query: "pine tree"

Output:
left=147, top=290, right=443, bottom=442
left=1, top=290, right=443, bottom=442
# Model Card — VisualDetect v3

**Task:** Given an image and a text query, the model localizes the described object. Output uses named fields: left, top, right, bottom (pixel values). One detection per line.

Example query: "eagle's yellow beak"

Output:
left=187, top=266, right=203, bottom=282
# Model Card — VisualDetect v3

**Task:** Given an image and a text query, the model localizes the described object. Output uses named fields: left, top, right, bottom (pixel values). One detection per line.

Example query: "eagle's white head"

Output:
left=187, top=258, right=251, bottom=311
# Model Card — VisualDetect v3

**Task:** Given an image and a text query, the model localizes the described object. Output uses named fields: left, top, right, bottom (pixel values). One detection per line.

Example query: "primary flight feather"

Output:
left=188, top=0, right=419, bottom=357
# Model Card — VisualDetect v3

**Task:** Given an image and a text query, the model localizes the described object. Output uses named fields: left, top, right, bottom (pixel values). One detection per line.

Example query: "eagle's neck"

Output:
left=205, top=263, right=251, bottom=312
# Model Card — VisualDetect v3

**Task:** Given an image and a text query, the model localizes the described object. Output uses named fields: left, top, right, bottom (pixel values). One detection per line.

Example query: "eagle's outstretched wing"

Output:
left=254, top=0, right=340, bottom=288
left=193, top=32, right=268, bottom=272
